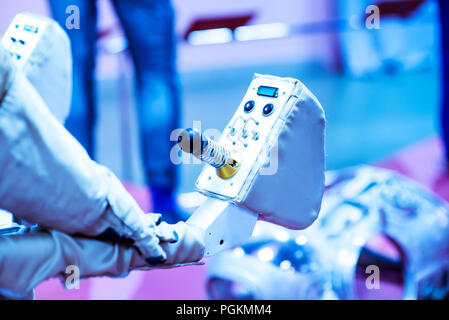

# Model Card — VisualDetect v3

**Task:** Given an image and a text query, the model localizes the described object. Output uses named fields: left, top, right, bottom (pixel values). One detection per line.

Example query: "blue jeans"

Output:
left=48, top=0, right=180, bottom=189
left=439, top=0, right=449, bottom=160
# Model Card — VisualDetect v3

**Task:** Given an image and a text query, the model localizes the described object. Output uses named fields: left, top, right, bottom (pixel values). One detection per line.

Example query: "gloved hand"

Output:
left=0, top=222, right=204, bottom=299
left=159, top=221, right=205, bottom=266
left=0, top=67, right=173, bottom=263
left=132, top=221, right=205, bottom=267
left=0, top=48, right=15, bottom=104
left=0, top=15, right=202, bottom=275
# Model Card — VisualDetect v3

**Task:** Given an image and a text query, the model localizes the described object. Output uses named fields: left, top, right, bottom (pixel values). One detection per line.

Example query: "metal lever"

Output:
left=177, top=128, right=240, bottom=179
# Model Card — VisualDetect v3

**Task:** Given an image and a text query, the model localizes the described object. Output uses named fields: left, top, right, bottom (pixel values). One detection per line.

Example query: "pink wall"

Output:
left=0, top=0, right=49, bottom=33
left=174, top=0, right=337, bottom=71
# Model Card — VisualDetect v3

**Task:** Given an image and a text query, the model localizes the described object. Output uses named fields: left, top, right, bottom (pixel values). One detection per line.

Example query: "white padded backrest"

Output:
left=242, top=81, right=326, bottom=229
left=195, top=74, right=326, bottom=230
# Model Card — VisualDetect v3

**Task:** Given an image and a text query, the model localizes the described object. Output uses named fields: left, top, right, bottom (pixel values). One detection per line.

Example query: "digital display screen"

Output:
left=257, top=86, right=279, bottom=98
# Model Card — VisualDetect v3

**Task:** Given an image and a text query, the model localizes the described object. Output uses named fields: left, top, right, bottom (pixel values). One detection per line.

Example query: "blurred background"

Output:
left=0, top=0, right=445, bottom=299
left=0, top=0, right=440, bottom=194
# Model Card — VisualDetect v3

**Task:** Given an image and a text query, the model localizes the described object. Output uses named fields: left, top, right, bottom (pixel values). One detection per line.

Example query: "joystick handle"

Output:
left=178, top=128, right=240, bottom=179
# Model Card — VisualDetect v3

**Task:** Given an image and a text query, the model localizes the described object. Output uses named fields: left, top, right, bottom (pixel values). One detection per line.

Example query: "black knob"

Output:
left=244, top=100, right=255, bottom=113
left=177, top=128, right=206, bottom=155
left=263, top=103, right=274, bottom=116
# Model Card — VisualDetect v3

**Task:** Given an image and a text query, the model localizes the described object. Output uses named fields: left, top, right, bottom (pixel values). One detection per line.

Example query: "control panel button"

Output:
left=228, top=116, right=246, bottom=139
left=239, top=118, right=259, bottom=145
left=252, top=131, right=260, bottom=141
left=244, top=100, right=255, bottom=113
left=262, top=103, right=274, bottom=116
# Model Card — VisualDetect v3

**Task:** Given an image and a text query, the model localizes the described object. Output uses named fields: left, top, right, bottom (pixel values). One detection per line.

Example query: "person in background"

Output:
left=48, top=0, right=185, bottom=223
left=438, top=0, right=449, bottom=163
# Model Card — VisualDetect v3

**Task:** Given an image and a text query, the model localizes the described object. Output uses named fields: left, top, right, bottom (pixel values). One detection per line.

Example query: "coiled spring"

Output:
left=201, top=138, right=232, bottom=169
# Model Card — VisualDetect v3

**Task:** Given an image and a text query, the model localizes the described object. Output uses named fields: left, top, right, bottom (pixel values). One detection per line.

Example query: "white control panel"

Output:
left=195, top=74, right=302, bottom=202
left=1, top=14, right=48, bottom=68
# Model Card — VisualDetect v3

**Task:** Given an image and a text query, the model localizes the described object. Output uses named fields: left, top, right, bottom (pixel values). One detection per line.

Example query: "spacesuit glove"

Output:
left=142, top=213, right=177, bottom=243
left=0, top=48, right=15, bottom=104
left=131, top=221, right=205, bottom=267
left=0, top=69, right=176, bottom=260
left=160, top=222, right=205, bottom=265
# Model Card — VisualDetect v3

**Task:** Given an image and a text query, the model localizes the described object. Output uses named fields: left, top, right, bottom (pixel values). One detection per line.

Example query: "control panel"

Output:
left=1, top=14, right=48, bottom=67
left=196, top=74, right=302, bottom=202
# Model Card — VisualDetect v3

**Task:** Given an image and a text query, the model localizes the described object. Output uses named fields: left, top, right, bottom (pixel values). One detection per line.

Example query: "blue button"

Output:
left=263, top=103, right=274, bottom=116
left=244, top=100, right=255, bottom=113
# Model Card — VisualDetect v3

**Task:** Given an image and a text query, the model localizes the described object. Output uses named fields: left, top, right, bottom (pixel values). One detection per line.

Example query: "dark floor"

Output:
left=94, top=60, right=440, bottom=194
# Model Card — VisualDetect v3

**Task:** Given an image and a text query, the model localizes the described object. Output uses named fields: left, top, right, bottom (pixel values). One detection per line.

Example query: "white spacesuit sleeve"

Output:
left=0, top=68, right=168, bottom=260
left=0, top=229, right=136, bottom=299
left=0, top=223, right=205, bottom=299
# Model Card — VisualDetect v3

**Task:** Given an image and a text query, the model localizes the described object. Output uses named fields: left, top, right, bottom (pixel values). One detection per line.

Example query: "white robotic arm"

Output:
left=178, top=74, right=326, bottom=256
